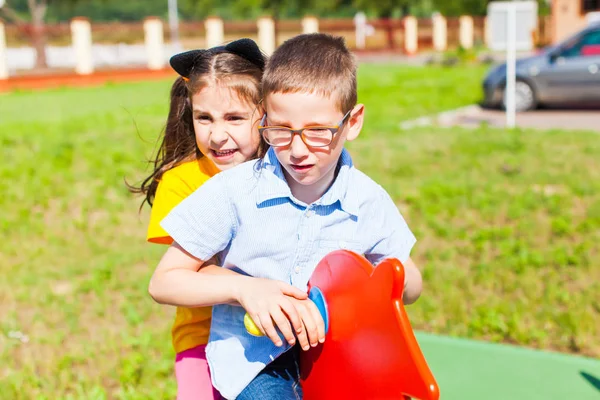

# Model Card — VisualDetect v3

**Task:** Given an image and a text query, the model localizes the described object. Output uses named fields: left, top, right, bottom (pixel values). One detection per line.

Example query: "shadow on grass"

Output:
left=580, top=371, right=600, bottom=392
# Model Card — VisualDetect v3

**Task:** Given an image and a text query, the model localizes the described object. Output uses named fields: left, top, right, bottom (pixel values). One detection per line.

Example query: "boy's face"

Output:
left=264, top=91, right=363, bottom=203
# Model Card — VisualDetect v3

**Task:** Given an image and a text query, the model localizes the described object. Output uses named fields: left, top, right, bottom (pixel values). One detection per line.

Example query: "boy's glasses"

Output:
left=258, top=110, right=352, bottom=148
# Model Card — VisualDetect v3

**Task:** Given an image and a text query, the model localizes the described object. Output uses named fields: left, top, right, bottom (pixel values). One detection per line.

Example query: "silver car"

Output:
left=483, top=22, right=600, bottom=111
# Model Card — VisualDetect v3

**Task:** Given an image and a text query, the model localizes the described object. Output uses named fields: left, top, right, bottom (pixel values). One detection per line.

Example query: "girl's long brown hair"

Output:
left=130, top=52, right=266, bottom=208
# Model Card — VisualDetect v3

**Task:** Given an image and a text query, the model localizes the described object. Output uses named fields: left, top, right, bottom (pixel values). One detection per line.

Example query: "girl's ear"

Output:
left=345, top=104, right=365, bottom=142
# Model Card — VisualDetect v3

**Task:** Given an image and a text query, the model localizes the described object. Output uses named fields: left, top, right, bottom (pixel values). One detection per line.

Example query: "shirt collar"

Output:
left=254, top=148, right=294, bottom=203
left=255, top=148, right=359, bottom=216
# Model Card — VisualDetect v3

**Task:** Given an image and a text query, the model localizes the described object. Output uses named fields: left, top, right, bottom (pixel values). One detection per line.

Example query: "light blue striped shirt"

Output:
left=161, top=147, right=416, bottom=399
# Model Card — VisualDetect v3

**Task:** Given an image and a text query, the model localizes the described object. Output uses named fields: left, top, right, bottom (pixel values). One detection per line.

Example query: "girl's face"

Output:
left=191, top=84, right=261, bottom=171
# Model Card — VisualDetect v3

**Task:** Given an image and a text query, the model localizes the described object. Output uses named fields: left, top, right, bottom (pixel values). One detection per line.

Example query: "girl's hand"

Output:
left=287, top=297, right=326, bottom=351
left=235, top=277, right=307, bottom=348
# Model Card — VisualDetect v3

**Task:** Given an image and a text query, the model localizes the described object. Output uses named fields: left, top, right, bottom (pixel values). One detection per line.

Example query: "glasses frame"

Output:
left=258, top=109, right=353, bottom=148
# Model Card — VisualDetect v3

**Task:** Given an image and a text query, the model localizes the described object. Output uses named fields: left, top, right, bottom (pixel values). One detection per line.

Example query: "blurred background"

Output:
left=0, top=0, right=599, bottom=399
left=1, top=0, right=555, bottom=73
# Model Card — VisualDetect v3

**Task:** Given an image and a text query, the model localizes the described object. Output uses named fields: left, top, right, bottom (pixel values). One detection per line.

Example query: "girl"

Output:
left=133, top=39, right=306, bottom=400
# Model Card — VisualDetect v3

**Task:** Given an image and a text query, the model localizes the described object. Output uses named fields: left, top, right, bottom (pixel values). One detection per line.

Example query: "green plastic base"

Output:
left=416, top=332, right=600, bottom=400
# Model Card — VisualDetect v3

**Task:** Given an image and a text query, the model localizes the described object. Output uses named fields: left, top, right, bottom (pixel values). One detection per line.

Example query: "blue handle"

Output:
left=309, top=286, right=330, bottom=335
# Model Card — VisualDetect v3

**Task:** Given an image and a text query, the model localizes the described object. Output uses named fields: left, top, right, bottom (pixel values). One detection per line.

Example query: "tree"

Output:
left=352, top=0, right=412, bottom=18
left=182, top=0, right=342, bottom=42
left=27, top=0, right=50, bottom=69
left=0, top=0, right=97, bottom=69
left=429, top=0, right=488, bottom=17
left=182, top=0, right=340, bottom=20
left=1, top=0, right=53, bottom=68
left=429, top=0, right=550, bottom=17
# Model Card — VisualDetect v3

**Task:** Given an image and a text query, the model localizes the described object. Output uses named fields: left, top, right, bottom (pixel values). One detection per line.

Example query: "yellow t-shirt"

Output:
left=147, top=156, right=220, bottom=353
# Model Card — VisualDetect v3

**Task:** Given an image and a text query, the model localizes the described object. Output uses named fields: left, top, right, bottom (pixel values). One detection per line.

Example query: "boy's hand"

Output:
left=235, top=277, right=307, bottom=347
left=288, top=297, right=326, bottom=351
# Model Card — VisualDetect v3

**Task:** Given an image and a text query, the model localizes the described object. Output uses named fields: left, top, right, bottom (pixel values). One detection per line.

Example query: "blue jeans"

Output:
left=237, top=345, right=303, bottom=400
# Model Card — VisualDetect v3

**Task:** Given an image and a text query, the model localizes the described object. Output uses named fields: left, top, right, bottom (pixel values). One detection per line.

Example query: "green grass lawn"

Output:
left=1, top=64, right=599, bottom=399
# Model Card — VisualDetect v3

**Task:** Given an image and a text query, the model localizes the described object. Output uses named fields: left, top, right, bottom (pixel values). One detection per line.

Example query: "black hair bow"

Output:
left=170, top=38, right=265, bottom=78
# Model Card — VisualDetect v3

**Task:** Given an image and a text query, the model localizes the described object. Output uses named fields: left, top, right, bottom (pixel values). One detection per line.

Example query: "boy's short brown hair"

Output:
left=262, top=33, right=357, bottom=113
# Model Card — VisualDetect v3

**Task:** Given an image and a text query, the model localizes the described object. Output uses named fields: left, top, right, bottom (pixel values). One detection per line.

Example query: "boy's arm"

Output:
left=154, top=176, right=308, bottom=346
left=149, top=245, right=306, bottom=308
left=400, top=256, right=423, bottom=305
left=365, top=188, right=423, bottom=304
left=151, top=173, right=242, bottom=305
left=149, top=242, right=308, bottom=347
left=149, top=242, right=246, bottom=307
left=147, top=170, right=245, bottom=299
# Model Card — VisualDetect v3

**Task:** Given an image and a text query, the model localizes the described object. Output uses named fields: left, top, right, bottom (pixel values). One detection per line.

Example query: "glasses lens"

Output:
left=303, top=128, right=333, bottom=147
left=263, top=128, right=292, bottom=146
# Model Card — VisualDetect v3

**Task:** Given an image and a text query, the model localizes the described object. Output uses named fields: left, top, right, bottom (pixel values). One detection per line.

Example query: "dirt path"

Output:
left=401, top=105, right=600, bottom=132
left=0, top=68, right=176, bottom=93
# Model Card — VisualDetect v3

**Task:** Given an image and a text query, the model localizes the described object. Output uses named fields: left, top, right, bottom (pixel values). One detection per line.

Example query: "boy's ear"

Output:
left=345, top=104, right=365, bottom=142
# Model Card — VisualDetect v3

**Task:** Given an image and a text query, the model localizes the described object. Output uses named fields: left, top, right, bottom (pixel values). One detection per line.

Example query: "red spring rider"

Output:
left=245, top=250, right=439, bottom=400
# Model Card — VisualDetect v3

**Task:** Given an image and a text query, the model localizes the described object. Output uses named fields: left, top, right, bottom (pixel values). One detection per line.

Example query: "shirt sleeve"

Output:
left=364, top=187, right=416, bottom=265
left=160, top=174, right=235, bottom=261
left=147, top=172, right=198, bottom=245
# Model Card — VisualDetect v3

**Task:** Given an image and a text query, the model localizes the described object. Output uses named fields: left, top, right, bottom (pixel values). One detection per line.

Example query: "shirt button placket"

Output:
left=293, top=206, right=315, bottom=285
left=293, top=208, right=308, bottom=284
left=301, top=206, right=318, bottom=284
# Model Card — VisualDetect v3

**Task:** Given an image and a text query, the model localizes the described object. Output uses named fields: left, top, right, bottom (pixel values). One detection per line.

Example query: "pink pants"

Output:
left=175, top=345, right=222, bottom=400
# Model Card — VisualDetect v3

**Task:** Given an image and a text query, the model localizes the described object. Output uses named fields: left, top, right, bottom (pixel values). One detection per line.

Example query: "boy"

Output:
left=151, top=33, right=422, bottom=399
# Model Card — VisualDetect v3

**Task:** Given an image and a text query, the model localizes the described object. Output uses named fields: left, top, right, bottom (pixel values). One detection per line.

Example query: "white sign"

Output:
left=487, top=1, right=538, bottom=51
left=487, top=1, right=538, bottom=128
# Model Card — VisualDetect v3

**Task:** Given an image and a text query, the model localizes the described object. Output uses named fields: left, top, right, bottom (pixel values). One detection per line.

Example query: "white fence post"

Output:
left=257, top=16, right=276, bottom=55
left=404, top=16, right=418, bottom=55
left=0, top=19, right=8, bottom=79
left=432, top=13, right=447, bottom=52
left=459, top=15, right=474, bottom=49
left=70, top=17, right=94, bottom=75
left=144, top=17, right=165, bottom=70
left=205, top=16, right=224, bottom=48
left=302, top=16, right=319, bottom=34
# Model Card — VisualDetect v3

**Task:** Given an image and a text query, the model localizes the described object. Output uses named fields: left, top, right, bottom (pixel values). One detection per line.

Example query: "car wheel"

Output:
left=502, top=80, right=537, bottom=111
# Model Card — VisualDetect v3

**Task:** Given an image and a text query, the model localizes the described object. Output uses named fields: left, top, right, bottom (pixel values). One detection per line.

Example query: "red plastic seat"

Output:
left=300, top=250, right=440, bottom=400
